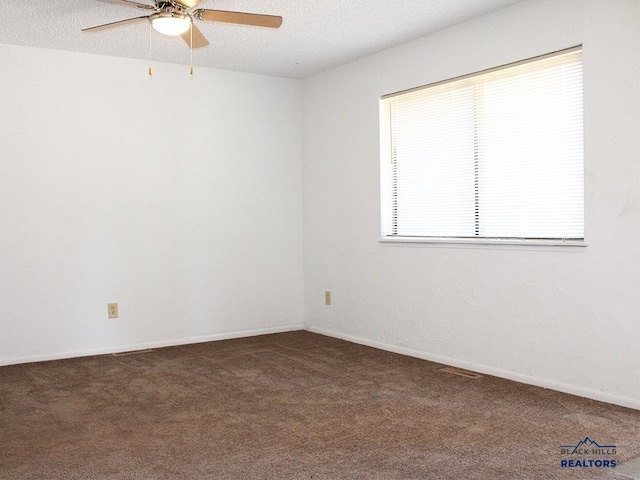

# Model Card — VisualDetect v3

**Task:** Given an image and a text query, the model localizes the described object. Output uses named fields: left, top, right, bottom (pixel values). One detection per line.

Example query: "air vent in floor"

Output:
left=112, top=349, right=154, bottom=357
left=439, top=366, right=483, bottom=379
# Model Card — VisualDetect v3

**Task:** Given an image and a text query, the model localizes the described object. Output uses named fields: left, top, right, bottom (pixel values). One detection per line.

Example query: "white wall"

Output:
left=302, top=0, right=640, bottom=408
left=0, top=44, right=303, bottom=364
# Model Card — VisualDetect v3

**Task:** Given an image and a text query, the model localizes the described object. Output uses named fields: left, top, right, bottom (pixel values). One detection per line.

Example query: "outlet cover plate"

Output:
left=107, top=303, right=118, bottom=319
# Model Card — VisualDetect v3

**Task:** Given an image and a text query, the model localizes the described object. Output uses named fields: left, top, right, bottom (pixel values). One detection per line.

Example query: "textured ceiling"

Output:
left=0, top=0, right=524, bottom=79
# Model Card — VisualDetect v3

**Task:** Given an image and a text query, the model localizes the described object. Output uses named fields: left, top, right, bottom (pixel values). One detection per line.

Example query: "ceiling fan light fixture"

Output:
left=151, top=12, right=191, bottom=36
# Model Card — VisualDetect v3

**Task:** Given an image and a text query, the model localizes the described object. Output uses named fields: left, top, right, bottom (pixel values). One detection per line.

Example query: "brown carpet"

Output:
left=1, top=331, right=639, bottom=479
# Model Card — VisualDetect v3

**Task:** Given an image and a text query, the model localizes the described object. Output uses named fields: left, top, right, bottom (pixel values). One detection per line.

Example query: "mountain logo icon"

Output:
left=561, top=437, right=616, bottom=455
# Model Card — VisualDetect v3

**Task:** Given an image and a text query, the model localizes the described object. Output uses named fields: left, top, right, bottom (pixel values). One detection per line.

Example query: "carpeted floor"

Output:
left=1, top=331, right=639, bottom=479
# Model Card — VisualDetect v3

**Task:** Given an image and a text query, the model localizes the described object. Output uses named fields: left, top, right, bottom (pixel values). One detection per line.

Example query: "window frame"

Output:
left=379, top=46, right=586, bottom=248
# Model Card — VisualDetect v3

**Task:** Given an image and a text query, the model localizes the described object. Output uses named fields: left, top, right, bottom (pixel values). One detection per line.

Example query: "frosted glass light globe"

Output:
left=151, top=13, right=191, bottom=36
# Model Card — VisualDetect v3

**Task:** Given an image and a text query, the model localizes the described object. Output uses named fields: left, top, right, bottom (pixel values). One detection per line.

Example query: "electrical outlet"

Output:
left=107, top=303, right=118, bottom=319
left=324, top=291, right=332, bottom=306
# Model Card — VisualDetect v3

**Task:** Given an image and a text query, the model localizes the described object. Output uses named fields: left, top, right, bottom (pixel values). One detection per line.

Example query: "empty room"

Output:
left=1, top=0, right=639, bottom=478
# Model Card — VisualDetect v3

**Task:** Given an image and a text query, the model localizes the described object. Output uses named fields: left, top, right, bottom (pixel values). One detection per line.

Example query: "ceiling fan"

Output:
left=83, top=0, right=283, bottom=49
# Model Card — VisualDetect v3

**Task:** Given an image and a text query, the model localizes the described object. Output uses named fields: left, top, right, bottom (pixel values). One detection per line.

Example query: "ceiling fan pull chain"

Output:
left=148, top=18, right=153, bottom=77
left=189, top=23, right=194, bottom=76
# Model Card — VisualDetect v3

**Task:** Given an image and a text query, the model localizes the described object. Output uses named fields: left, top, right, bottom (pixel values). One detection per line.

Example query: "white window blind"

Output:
left=380, top=47, right=584, bottom=242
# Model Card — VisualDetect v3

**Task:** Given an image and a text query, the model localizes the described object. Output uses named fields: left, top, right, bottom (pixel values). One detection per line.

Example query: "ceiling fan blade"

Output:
left=82, top=15, right=150, bottom=32
left=194, top=9, right=283, bottom=28
left=172, top=0, right=203, bottom=7
left=95, top=0, right=155, bottom=9
left=180, top=23, right=210, bottom=49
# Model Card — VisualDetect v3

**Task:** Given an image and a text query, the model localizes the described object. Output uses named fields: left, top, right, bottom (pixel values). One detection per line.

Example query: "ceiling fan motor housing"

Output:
left=157, top=1, right=183, bottom=10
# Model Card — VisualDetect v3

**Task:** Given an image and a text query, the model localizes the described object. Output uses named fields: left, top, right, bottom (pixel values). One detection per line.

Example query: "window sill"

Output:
left=379, top=236, right=587, bottom=248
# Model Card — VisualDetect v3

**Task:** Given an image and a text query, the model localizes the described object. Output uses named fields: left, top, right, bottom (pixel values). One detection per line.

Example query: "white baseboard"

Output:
left=307, top=326, right=640, bottom=411
left=0, top=324, right=304, bottom=367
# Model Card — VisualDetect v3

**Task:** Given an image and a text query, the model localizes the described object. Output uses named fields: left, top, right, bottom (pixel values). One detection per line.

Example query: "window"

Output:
left=380, top=47, right=584, bottom=244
